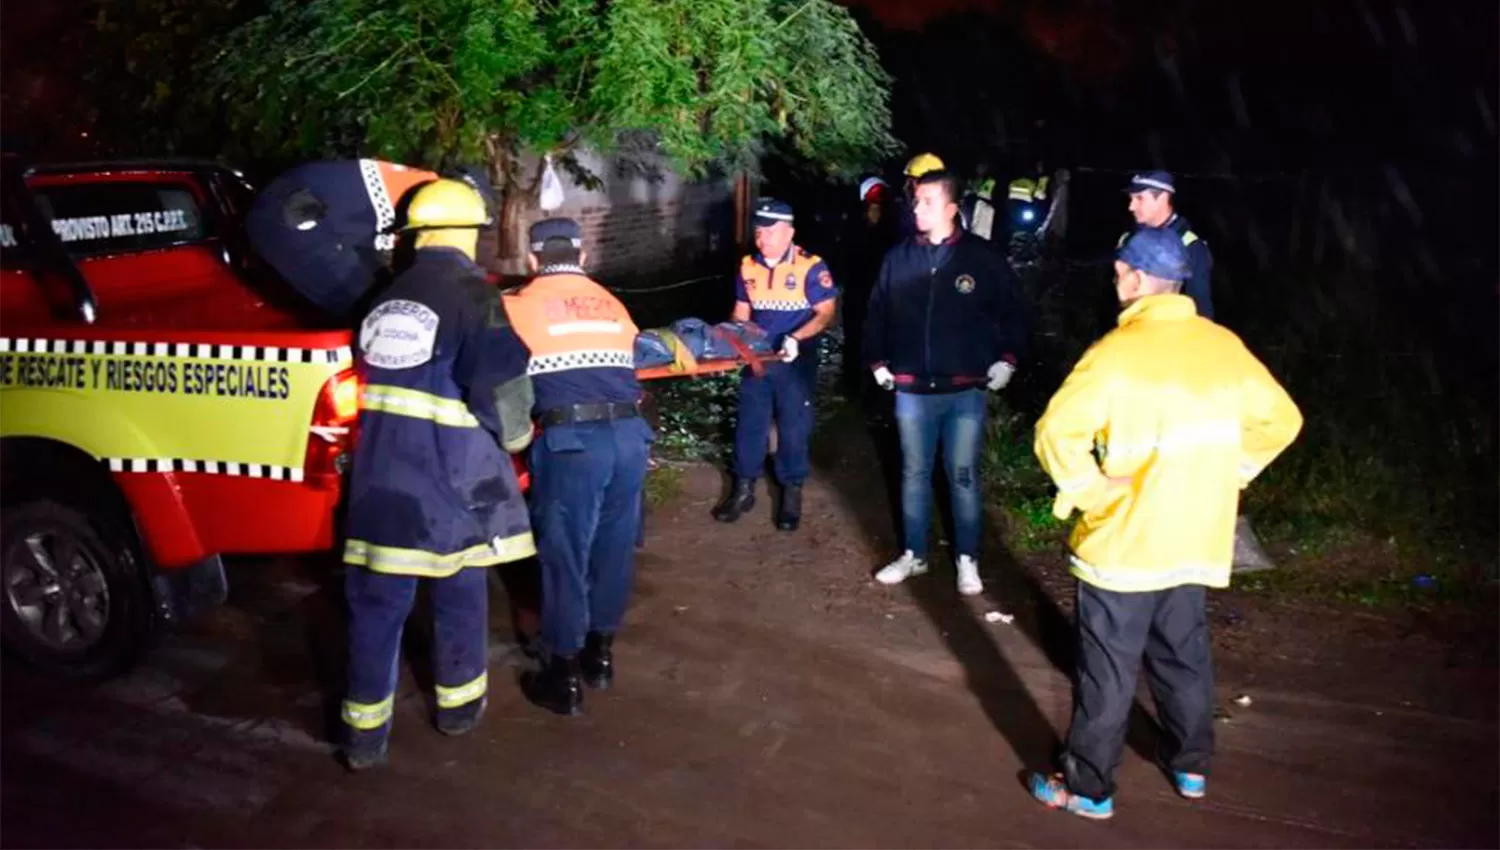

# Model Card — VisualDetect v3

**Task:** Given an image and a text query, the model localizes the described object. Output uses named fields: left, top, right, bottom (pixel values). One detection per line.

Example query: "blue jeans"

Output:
left=895, top=389, right=987, bottom=559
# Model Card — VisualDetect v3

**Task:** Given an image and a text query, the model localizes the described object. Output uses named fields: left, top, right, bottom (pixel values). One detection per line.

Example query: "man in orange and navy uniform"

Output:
left=503, top=217, right=654, bottom=716
left=711, top=198, right=838, bottom=531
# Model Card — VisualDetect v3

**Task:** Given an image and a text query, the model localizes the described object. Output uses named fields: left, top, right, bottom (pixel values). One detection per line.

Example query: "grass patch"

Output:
left=644, top=370, right=740, bottom=461
left=644, top=464, right=685, bottom=510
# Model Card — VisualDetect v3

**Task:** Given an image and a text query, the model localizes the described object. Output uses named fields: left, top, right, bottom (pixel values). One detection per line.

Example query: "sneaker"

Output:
left=1173, top=771, right=1206, bottom=799
left=875, top=551, right=928, bottom=585
left=956, top=555, right=983, bottom=596
left=1027, top=772, right=1114, bottom=820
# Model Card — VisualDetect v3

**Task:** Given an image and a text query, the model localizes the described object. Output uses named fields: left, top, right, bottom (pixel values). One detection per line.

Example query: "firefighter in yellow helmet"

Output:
left=896, top=153, right=945, bottom=241
left=341, top=177, right=537, bottom=770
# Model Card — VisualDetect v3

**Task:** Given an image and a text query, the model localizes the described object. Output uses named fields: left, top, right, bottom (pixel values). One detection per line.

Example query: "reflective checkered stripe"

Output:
left=749, top=299, right=811, bottom=312
left=105, top=457, right=304, bottom=482
left=360, top=158, right=398, bottom=252
left=527, top=349, right=635, bottom=377
left=0, top=337, right=352, bottom=364
left=436, top=672, right=488, bottom=709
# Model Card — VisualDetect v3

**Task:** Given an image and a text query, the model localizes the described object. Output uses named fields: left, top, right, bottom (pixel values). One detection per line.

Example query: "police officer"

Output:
left=711, top=199, right=838, bottom=531
left=340, top=179, right=537, bottom=771
left=1120, top=170, right=1214, bottom=320
left=504, top=218, right=653, bottom=716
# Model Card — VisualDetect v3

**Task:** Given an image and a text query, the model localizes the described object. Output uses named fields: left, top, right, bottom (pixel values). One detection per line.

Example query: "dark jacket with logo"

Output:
left=863, top=231, right=1029, bottom=393
left=343, top=248, right=536, bottom=576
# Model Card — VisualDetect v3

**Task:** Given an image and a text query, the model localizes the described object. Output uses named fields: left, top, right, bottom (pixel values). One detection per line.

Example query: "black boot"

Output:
left=711, top=478, right=756, bottom=523
left=776, top=484, right=803, bottom=531
left=580, top=631, right=615, bottom=690
left=521, top=653, right=584, bottom=716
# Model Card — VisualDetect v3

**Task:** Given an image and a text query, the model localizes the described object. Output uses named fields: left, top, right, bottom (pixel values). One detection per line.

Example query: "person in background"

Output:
left=711, top=198, right=838, bottom=532
left=340, top=179, right=536, bottom=770
left=504, top=218, right=654, bottom=717
left=1121, top=170, right=1214, bottom=320
left=895, top=152, right=947, bottom=244
left=1028, top=228, right=1302, bottom=820
left=864, top=170, right=1028, bottom=597
left=842, top=176, right=895, bottom=396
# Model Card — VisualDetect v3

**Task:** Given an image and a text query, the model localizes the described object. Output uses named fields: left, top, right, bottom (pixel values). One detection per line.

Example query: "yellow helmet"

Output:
left=903, top=153, right=945, bottom=178
left=401, top=178, right=492, bottom=231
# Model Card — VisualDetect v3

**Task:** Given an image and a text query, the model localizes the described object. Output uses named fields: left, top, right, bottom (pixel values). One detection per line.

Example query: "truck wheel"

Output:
left=0, top=500, right=155, bottom=678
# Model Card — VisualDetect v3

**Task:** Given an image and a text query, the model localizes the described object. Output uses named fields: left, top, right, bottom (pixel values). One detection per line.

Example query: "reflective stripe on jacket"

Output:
left=503, top=271, right=641, bottom=412
left=1034, top=294, right=1302, bottom=592
left=343, top=247, right=536, bottom=576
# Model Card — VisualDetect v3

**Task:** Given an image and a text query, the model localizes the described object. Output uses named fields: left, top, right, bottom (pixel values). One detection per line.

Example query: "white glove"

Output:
left=780, top=336, right=799, bottom=363
left=986, top=360, right=1016, bottom=391
left=872, top=366, right=895, bottom=390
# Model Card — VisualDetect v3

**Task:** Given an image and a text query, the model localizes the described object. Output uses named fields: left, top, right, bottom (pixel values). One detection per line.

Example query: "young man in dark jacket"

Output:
left=863, top=170, right=1029, bottom=595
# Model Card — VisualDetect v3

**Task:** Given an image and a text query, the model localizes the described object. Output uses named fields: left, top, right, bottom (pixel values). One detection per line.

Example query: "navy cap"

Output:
left=528, top=217, right=582, bottom=251
left=752, top=198, right=794, bottom=228
left=1117, top=227, right=1188, bottom=282
left=1126, top=170, right=1176, bottom=194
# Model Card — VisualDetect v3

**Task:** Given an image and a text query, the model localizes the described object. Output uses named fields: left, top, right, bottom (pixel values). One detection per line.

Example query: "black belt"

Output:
left=537, top=402, right=641, bottom=427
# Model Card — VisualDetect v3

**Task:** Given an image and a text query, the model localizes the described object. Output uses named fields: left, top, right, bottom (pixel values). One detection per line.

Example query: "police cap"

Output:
left=528, top=217, right=583, bottom=252
left=1126, top=170, right=1176, bottom=195
left=752, top=198, right=794, bottom=228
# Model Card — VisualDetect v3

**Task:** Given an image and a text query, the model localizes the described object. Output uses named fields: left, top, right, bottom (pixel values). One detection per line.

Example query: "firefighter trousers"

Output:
left=342, top=565, right=490, bottom=738
left=529, top=418, right=652, bottom=656
left=1061, top=581, right=1215, bottom=801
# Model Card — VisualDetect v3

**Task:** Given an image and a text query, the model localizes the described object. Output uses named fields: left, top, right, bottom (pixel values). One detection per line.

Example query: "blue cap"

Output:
left=528, top=217, right=582, bottom=251
left=752, top=198, right=794, bottom=228
left=1126, top=170, right=1176, bottom=194
left=1117, top=228, right=1188, bottom=282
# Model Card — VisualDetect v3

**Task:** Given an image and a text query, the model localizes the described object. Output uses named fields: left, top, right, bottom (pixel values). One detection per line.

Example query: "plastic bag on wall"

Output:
left=539, top=155, right=565, bottom=212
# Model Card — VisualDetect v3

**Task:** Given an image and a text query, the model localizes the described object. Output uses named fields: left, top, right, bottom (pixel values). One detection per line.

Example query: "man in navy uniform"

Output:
left=503, top=218, right=654, bottom=716
left=711, top=198, right=838, bottom=532
left=1120, top=170, right=1214, bottom=320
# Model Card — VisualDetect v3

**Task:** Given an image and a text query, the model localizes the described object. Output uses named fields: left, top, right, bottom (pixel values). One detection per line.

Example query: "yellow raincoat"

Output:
left=1035, top=295, right=1303, bottom=593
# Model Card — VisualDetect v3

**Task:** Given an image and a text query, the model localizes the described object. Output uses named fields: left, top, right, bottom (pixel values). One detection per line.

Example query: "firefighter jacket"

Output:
left=734, top=247, right=838, bottom=343
left=502, top=268, right=643, bottom=413
left=343, top=247, right=537, bottom=576
left=1034, top=294, right=1303, bottom=593
left=863, top=231, right=1029, bottom=393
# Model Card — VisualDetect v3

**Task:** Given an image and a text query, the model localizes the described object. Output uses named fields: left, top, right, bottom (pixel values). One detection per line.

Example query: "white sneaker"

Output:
left=956, top=556, right=983, bottom=596
left=875, top=551, right=929, bottom=585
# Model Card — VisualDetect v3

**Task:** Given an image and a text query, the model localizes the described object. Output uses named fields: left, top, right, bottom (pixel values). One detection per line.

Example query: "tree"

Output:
left=197, top=0, right=898, bottom=254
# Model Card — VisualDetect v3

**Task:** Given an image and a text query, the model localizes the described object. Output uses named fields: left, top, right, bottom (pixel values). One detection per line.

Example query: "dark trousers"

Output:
left=733, top=343, right=819, bottom=485
left=529, top=419, right=651, bottom=656
left=343, top=566, right=489, bottom=738
left=1061, top=581, right=1215, bottom=801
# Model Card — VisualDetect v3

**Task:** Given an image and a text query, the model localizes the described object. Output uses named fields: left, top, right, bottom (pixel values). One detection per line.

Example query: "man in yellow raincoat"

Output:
left=1027, top=228, right=1303, bottom=820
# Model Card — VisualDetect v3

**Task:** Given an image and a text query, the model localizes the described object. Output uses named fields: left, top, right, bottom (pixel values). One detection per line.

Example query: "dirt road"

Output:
left=3, top=451, right=1495, bottom=848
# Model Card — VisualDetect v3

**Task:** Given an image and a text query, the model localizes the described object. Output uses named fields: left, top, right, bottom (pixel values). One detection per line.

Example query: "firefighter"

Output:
left=1006, top=163, right=1052, bottom=240
left=962, top=163, right=1000, bottom=242
left=1120, top=170, right=1214, bottom=319
left=896, top=153, right=946, bottom=242
left=504, top=218, right=653, bottom=716
left=340, top=178, right=537, bottom=771
left=1028, top=228, right=1302, bottom=819
left=711, top=198, right=838, bottom=531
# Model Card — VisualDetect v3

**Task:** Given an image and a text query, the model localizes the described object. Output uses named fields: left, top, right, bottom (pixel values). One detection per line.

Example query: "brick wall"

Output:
left=486, top=149, right=743, bottom=282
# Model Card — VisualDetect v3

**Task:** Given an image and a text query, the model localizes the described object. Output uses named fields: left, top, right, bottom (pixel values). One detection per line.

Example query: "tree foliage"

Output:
left=195, top=0, right=897, bottom=196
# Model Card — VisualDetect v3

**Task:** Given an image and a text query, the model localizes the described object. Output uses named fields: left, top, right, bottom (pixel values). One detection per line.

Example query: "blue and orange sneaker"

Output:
left=1173, top=771, right=1207, bottom=799
left=1027, top=772, right=1114, bottom=820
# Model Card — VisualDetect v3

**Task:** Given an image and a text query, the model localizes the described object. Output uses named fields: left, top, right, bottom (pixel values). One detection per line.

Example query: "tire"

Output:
left=0, top=499, right=157, bottom=678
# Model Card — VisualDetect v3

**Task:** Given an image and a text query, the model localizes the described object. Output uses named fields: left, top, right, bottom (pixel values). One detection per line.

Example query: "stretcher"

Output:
left=633, top=327, right=785, bottom=380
